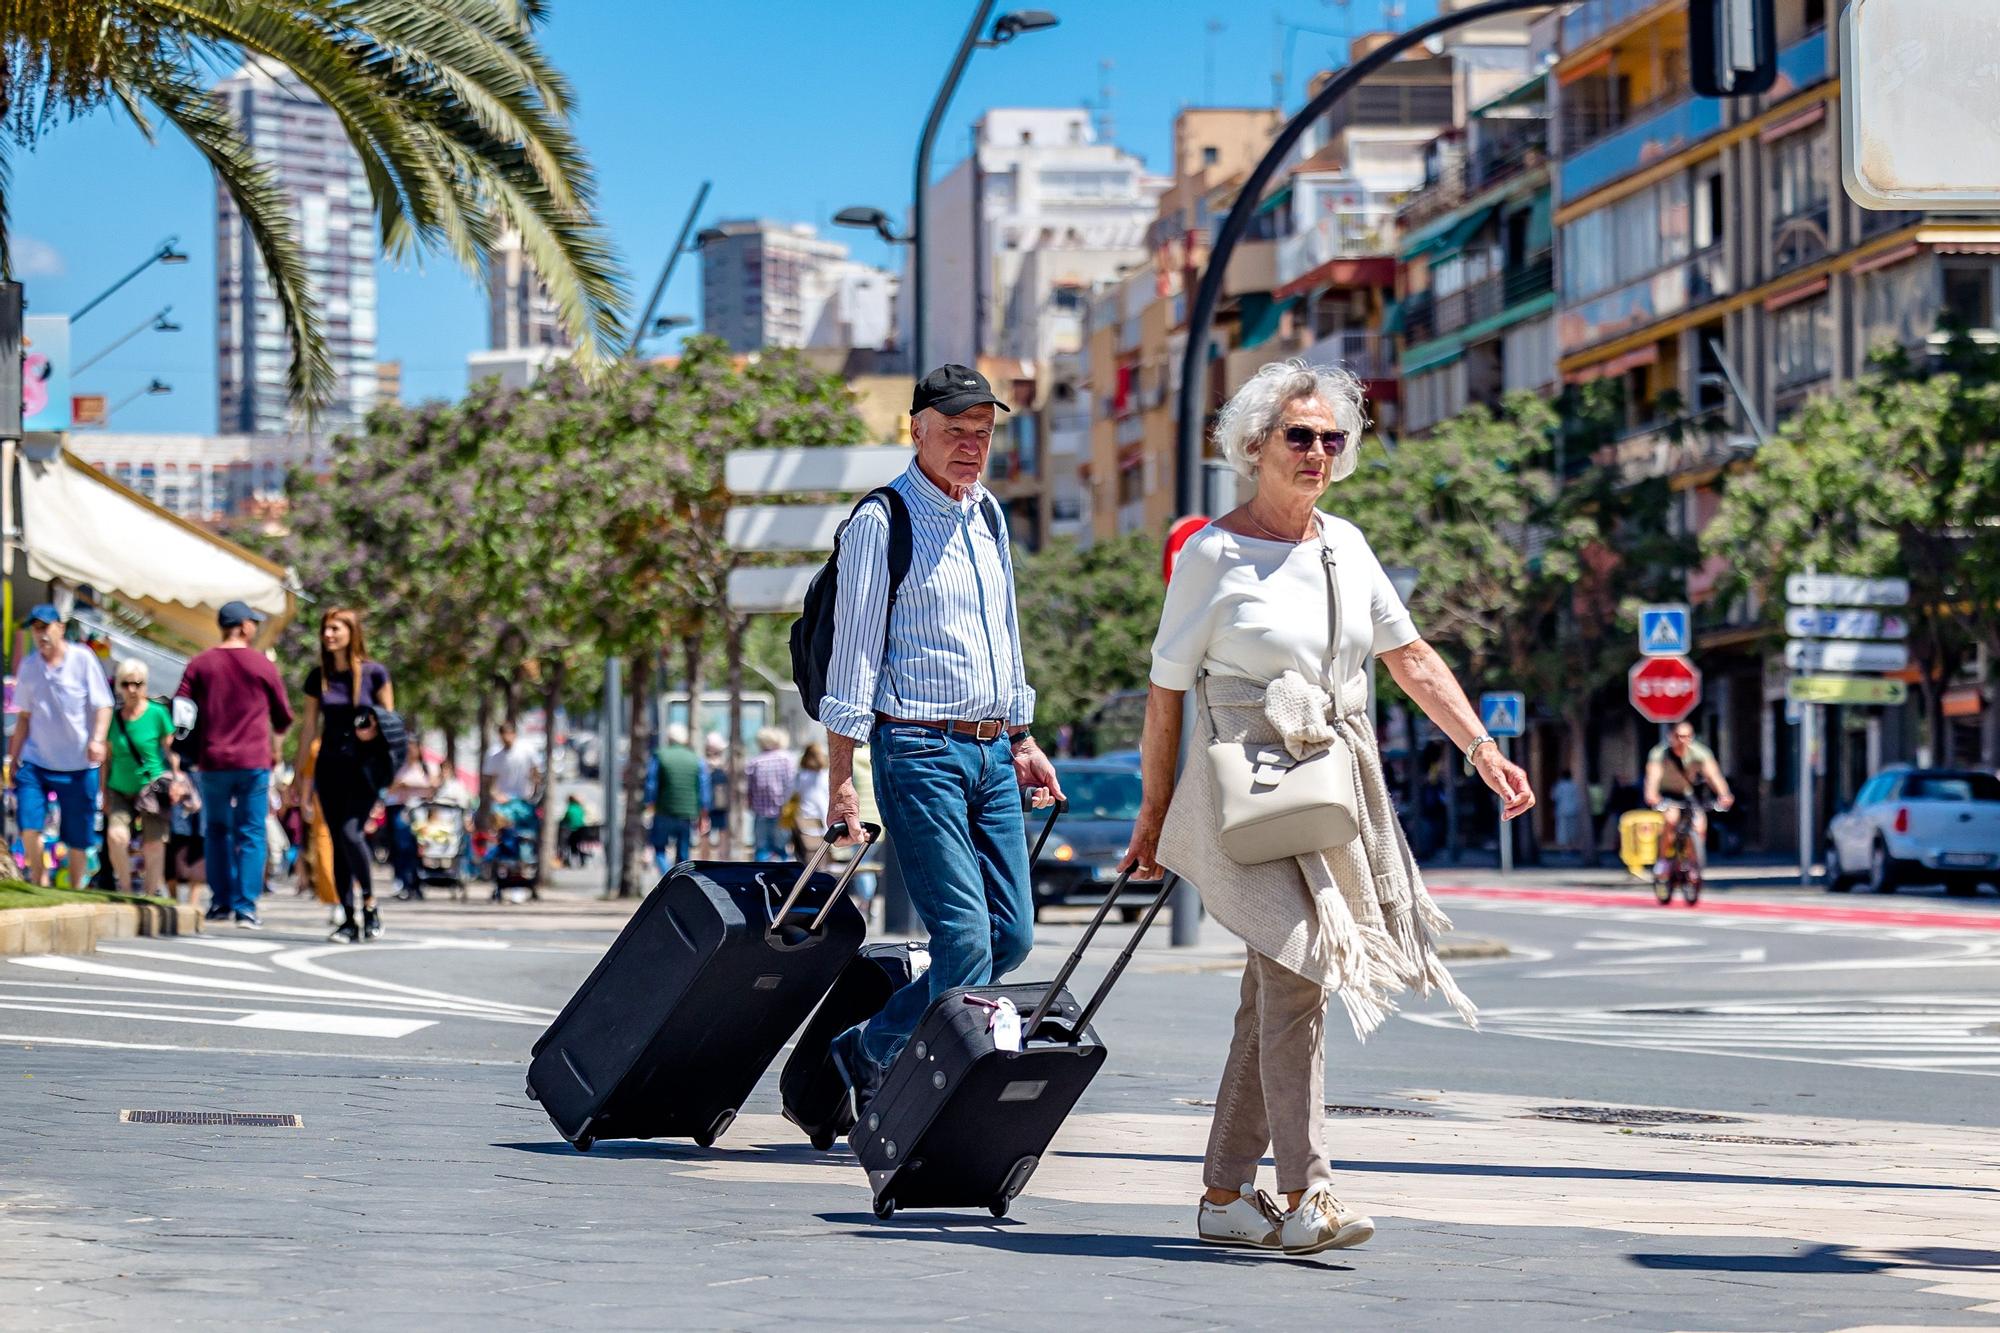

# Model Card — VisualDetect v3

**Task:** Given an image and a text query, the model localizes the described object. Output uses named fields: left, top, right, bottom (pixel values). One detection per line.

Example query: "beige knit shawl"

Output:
left=1157, top=667, right=1478, bottom=1039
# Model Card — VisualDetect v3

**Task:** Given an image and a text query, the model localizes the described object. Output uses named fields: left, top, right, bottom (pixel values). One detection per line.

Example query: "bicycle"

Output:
left=1652, top=793, right=1711, bottom=906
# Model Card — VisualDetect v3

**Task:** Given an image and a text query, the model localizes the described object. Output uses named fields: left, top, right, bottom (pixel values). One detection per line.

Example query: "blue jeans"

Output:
left=388, top=805, right=421, bottom=891
left=198, top=769, right=270, bottom=918
left=651, top=815, right=694, bottom=872
left=752, top=814, right=789, bottom=862
left=846, top=723, right=1033, bottom=1078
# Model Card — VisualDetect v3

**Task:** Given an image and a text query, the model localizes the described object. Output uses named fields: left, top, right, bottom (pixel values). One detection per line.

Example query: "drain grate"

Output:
left=120, top=1110, right=303, bottom=1128
left=1635, top=1132, right=1847, bottom=1147
left=1531, top=1105, right=1744, bottom=1126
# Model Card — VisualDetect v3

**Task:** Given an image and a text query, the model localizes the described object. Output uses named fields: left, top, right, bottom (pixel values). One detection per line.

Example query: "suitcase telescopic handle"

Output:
left=768, top=821, right=884, bottom=936
left=1024, top=793, right=1068, bottom=866
left=1022, top=867, right=1180, bottom=1044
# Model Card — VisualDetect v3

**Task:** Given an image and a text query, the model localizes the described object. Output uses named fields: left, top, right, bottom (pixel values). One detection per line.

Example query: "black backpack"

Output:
left=789, top=485, right=1004, bottom=722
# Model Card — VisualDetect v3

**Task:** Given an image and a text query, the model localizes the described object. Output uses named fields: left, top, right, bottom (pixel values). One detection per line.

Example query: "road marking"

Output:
left=1410, top=995, right=2000, bottom=1076
left=0, top=998, right=433, bottom=1038
left=94, top=947, right=271, bottom=972
left=1530, top=947, right=1766, bottom=979
left=178, top=938, right=286, bottom=955
left=9, top=955, right=544, bottom=1020
left=0, top=1031, right=514, bottom=1064
left=267, top=941, right=556, bottom=1018
left=1433, top=884, right=2000, bottom=931
left=1572, top=931, right=1701, bottom=951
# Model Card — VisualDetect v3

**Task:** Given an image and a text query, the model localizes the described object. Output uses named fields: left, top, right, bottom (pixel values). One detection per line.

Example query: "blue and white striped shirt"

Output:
left=820, top=462, right=1036, bottom=742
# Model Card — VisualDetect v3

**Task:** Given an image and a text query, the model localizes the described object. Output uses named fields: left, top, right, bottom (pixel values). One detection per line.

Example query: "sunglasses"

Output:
left=118, top=681, right=145, bottom=689
left=1281, top=424, right=1349, bottom=454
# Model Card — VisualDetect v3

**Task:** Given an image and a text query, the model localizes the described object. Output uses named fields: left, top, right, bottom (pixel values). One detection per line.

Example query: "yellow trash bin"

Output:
left=1619, top=809, right=1666, bottom=879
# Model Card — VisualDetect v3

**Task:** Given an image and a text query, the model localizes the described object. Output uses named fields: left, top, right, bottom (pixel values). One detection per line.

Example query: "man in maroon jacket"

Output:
left=174, top=602, right=293, bottom=927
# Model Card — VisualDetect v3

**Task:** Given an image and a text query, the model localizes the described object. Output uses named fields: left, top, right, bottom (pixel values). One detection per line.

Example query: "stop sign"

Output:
left=1629, top=655, right=1702, bottom=724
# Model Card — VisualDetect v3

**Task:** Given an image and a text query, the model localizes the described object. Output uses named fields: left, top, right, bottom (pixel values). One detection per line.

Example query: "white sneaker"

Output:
left=1280, top=1183, right=1375, bottom=1255
left=1196, top=1183, right=1284, bottom=1249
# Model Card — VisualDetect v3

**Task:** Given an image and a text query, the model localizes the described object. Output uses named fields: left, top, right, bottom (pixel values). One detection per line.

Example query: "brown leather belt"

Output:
left=876, top=714, right=1008, bottom=742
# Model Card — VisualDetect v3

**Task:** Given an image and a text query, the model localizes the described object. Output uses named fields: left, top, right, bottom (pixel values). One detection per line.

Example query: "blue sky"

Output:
left=9, top=0, right=1434, bottom=434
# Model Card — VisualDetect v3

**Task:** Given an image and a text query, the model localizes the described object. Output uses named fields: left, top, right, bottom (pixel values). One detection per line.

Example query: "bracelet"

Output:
left=1464, top=735, right=1498, bottom=769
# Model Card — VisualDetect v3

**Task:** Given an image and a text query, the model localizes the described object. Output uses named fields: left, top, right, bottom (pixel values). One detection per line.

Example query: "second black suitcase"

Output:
left=850, top=867, right=1179, bottom=1219
left=779, top=941, right=928, bottom=1150
left=526, top=824, right=878, bottom=1151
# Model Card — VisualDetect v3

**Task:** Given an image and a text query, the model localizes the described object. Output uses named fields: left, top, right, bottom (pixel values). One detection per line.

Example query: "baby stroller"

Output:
left=413, top=799, right=472, bottom=901
left=490, top=798, right=541, bottom=902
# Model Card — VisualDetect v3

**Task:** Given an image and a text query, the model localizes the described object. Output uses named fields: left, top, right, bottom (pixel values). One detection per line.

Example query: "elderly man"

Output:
left=819, top=363, right=1064, bottom=1120
left=7, top=604, right=113, bottom=887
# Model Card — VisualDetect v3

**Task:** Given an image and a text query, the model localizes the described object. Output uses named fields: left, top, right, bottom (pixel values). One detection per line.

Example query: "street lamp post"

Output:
left=1173, top=0, right=1550, bottom=516
left=74, top=306, right=181, bottom=378
left=71, top=238, right=188, bottom=324
left=106, top=378, right=172, bottom=422
left=910, top=5, right=1057, bottom=373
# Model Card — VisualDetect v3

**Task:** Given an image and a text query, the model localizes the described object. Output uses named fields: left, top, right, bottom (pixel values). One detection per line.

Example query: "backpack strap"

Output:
left=837, top=486, right=913, bottom=667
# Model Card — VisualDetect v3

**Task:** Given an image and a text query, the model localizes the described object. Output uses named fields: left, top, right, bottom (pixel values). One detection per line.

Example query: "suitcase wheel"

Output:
left=524, top=1081, right=539, bottom=1102
left=810, top=1129, right=835, bottom=1152
left=872, top=1195, right=896, bottom=1221
left=989, top=1198, right=1009, bottom=1219
left=694, top=1109, right=736, bottom=1149
left=573, top=1136, right=594, bottom=1153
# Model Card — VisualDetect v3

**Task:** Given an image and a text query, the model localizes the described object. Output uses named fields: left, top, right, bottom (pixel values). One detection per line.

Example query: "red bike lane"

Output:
left=1428, top=883, right=2000, bottom=932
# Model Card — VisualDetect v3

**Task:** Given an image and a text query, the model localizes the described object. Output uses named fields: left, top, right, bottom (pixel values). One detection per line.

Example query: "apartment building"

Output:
left=72, top=433, right=322, bottom=522
left=697, top=220, right=898, bottom=355
left=1551, top=0, right=2000, bottom=848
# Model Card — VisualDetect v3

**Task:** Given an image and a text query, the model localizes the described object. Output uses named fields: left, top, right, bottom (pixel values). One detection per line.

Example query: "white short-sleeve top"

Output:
left=1149, top=513, right=1420, bottom=691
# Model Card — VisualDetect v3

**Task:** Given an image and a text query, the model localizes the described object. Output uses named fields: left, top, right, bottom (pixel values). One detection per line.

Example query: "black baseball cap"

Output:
left=912, top=363, right=1011, bottom=418
left=217, top=600, right=267, bottom=629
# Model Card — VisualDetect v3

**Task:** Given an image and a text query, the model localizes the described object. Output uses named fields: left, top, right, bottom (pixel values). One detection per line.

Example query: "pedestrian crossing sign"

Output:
left=1479, top=692, right=1525, bottom=738
left=1639, top=604, right=1691, bottom=657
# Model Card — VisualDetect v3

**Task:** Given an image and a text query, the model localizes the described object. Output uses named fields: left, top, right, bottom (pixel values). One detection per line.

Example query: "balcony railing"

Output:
left=1274, top=220, right=1395, bottom=288
left=1299, top=329, right=1397, bottom=380
left=1560, top=0, right=1673, bottom=54
left=1406, top=251, right=1554, bottom=345
left=1560, top=246, right=1730, bottom=355
left=1400, top=138, right=1551, bottom=232
left=1598, top=416, right=1747, bottom=486
left=1561, top=91, right=1724, bottom=204
left=1403, top=290, right=1436, bottom=344
left=1768, top=28, right=1830, bottom=101
left=1861, top=206, right=1923, bottom=240
left=1771, top=200, right=1831, bottom=278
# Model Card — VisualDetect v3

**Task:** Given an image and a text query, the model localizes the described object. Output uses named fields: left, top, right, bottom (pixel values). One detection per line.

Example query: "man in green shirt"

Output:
left=1644, top=720, right=1735, bottom=874
left=647, top=723, right=706, bottom=872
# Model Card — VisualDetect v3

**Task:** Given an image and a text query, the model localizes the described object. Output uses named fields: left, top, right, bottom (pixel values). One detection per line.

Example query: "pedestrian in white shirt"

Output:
left=7, top=605, right=113, bottom=887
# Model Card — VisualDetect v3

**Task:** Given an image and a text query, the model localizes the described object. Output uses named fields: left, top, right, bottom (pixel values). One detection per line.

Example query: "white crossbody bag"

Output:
left=1200, top=533, right=1360, bottom=864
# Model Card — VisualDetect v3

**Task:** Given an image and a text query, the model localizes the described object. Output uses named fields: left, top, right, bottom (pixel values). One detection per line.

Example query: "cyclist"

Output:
left=1643, top=720, right=1735, bottom=880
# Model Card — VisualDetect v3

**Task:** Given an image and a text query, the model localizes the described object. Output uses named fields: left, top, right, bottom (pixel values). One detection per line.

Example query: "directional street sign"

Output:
left=1783, top=608, right=1908, bottom=640
left=725, top=444, right=913, bottom=496
left=1630, top=656, right=1702, bottom=724
left=1785, top=573, right=1910, bottom=607
left=724, top=504, right=849, bottom=552
left=1638, top=604, right=1692, bottom=657
left=725, top=565, right=819, bottom=614
left=1787, top=675, right=1909, bottom=706
left=1783, top=639, right=1911, bottom=673
left=1479, top=692, right=1525, bottom=738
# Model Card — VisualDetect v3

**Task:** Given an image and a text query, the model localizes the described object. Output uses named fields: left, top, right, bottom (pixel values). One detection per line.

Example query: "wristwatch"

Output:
left=1463, top=735, right=1497, bottom=772
left=1009, top=731, right=1036, bottom=751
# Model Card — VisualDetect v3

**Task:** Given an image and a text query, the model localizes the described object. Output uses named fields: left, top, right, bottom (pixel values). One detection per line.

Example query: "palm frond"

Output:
left=118, top=56, right=335, bottom=411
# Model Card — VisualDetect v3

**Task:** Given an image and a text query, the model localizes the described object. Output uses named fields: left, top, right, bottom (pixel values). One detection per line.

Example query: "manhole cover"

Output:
left=120, top=1110, right=303, bottom=1128
left=1635, top=1132, right=1847, bottom=1147
left=1530, top=1106, right=1745, bottom=1126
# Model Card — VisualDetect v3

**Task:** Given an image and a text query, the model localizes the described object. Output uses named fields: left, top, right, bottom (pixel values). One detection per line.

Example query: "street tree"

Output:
left=1, top=0, right=623, bottom=409
left=1014, top=532, right=1166, bottom=735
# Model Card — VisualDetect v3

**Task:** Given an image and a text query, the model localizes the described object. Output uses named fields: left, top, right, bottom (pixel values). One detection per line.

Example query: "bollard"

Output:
left=1169, top=876, right=1201, bottom=947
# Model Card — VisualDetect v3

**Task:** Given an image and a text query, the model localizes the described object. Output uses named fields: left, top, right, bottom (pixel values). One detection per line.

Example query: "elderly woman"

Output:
left=103, top=658, right=184, bottom=897
left=1121, top=360, right=1533, bottom=1256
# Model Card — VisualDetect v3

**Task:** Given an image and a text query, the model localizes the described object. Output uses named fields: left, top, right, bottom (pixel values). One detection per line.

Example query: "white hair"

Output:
left=665, top=722, right=690, bottom=746
left=114, top=657, right=149, bottom=686
left=1212, top=359, right=1370, bottom=482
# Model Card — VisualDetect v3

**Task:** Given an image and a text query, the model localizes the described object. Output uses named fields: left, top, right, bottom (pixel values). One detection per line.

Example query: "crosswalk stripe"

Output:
left=93, top=947, right=271, bottom=972
left=178, top=938, right=286, bottom=954
left=9, top=955, right=543, bottom=1019
left=0, top=998, right=433, bottom=1038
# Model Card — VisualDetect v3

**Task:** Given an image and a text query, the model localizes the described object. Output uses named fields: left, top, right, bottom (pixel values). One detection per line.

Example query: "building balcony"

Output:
left=1598, top=415, right=1749, bottom=486
left=1771, top=201, right=1832, bottom=278
left=1275, top=217, right=1396, bottom=290
left=1224, top=238, right=1279, bottom=298
left=1403, top=290, right=1436, bottom=344
left=1049, top=417, right=1091, bottom=458
left=1299, top=329, right=1397, bottom=381
left=1561, top=91, right=1724, bottom=205
left=1427, top=251, right=1556, bottom=339
left=1116, top=499, right=1147, bottom=534
left=1559, top=246, right=1731, bottom=356
left=1767, top=28, right=1830, bottom=103
left=1115, top=414, right=1145, bottom=448
left=1400, top=139, right=1551, bottom=234
left=1560, top=0, right=1674, bottom=55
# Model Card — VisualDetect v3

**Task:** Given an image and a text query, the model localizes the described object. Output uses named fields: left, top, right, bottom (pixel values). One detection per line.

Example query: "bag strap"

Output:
left=112, top=708, right=149, bottom=771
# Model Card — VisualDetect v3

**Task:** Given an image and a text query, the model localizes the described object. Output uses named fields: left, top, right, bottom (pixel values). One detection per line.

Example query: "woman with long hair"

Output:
left=291, top=608, right=395, bottom=943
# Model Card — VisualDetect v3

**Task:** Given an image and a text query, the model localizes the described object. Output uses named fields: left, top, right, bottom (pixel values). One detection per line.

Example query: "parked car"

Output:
left=1029, top=760, right=1164, bottom=922
left=1826, top=766, right=2000, bottom=894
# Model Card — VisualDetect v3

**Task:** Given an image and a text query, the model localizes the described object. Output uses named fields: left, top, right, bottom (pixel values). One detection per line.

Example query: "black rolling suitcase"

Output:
left=852, top=865, right=1180, bottom=1220
left=779, top=798, right=1069, bottom=1152
left=780, top=941, right=929, bottom=1150
left=526, top=823, right=879, bottom=1152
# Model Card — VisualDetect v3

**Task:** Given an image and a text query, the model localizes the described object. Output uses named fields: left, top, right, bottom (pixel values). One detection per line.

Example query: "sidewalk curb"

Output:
left=0, top=900, right=203, bottom=957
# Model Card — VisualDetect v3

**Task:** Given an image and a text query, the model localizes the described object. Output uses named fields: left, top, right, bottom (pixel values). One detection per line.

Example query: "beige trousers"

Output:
left=1203, top=949, right=1334, bottom=1195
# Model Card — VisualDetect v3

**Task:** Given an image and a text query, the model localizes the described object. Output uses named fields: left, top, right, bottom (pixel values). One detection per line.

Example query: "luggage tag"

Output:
left=963, top=994, right=1022, bottom=1052
left=908, top=947, right=931, bottom=980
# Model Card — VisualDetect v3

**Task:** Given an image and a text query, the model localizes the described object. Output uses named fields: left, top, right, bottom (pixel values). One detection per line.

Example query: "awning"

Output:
left=1236, top=294, right=1300, bottom=350
left=19, top=447, right=294, bottom=646
left=1407, top=203, right=1499, bottom=261
left=1253, top=183, right=1293, bottom=218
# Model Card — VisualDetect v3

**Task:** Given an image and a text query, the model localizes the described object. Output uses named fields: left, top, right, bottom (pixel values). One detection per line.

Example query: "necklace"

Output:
left=1241, top=505, right=1316, bottom=544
